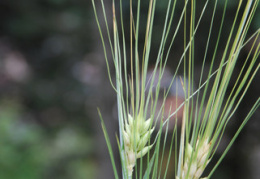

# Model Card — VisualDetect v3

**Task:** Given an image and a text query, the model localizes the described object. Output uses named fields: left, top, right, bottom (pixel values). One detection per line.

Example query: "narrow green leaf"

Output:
left=97, top=109, right=119, bottom=179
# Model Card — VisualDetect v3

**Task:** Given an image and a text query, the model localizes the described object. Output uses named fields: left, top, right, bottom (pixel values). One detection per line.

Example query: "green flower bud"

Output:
left=186, top=143, right=193, bottom=160
left=128, top=114, right=134, bottom=126
left=137, top=127, right=154, bottom=150
left=125, top=122, right=131, bottom=136
left=182, top=137, right=212, bottom=179
left=123, top=113, right=155, bottom=177
left=141, top=117, right=152, bottom=134
left=136, top=145, right=153, bottom=158
left=123, top=130, right=130, bottom=146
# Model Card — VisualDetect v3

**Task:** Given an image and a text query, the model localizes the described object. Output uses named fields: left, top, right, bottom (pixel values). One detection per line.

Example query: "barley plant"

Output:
left=92, top=0, right=259, bottom=178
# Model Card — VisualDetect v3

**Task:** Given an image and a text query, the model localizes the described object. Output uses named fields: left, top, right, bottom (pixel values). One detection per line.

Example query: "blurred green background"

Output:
left=0, top=0, right=259, bottom=179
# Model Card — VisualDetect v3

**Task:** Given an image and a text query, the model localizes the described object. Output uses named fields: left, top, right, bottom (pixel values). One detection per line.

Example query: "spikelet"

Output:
left=180, top=137, right=211, bottom=179
left=123, top=114, right=154, bottom=177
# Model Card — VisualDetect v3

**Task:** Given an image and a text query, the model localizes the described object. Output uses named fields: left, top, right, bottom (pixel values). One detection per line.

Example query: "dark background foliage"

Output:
left=0, top=0, right=259, bottom=178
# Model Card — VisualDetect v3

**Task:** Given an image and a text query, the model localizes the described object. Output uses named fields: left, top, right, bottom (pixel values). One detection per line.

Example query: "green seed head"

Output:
left=123, top=113, right=154, bottom=176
